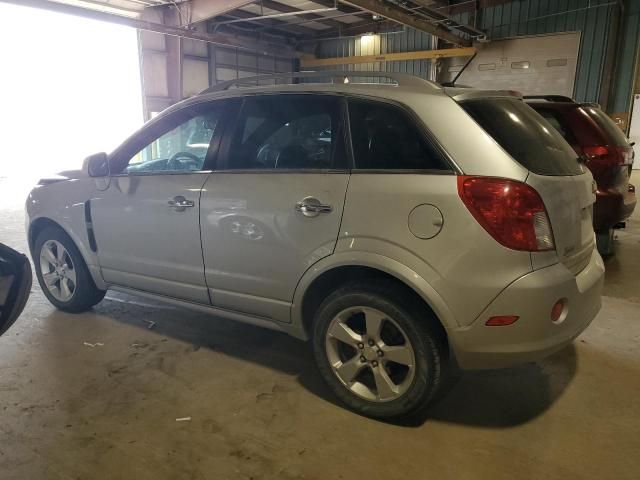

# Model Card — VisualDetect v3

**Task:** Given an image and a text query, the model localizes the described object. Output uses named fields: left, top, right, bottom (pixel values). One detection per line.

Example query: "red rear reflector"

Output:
left=551, top=299, right=567, bottom=323
left=457, top=176, right=555, bottom=251
left=486, top=315, right=519, bottom=326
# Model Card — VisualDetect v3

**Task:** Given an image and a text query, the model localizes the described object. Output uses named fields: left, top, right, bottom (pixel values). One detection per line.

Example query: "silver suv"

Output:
left=26, top=72, right=604, bottom=418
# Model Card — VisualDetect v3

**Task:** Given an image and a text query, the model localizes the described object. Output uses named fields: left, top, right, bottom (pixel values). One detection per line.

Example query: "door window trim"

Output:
left=214, top=93, right=352, bottom=173
left=108, top=98, right=235, bottom=177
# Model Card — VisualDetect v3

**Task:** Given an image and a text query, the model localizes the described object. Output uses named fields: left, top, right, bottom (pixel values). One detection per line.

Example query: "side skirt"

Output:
left=109, top=285, right=289, bottom=334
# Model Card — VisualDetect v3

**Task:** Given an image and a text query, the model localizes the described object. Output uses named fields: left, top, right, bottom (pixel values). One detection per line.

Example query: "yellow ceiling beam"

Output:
left=300, top=47, right=476, bottom=68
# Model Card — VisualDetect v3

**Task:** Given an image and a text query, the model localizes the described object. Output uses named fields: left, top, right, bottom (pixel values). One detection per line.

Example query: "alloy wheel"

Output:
left=39, top=240, right=76, bottom=302
left=325, top=306, right=416, bottom=402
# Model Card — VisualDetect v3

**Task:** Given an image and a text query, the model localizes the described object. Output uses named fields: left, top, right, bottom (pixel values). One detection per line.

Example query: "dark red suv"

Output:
left=525, top=96, right=636, bottom=255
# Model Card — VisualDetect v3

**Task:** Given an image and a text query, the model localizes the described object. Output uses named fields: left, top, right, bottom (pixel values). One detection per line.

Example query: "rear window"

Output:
left=534, top=108, right=577, bottom=145
left=582, top=106, right=629, bottom=147
left=461, top=97, right=583, bottom=176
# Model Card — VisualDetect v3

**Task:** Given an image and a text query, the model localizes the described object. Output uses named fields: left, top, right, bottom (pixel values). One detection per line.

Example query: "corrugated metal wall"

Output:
left=610, top=1, right=640, bottom=113
left=315, top=29, right=436, bottom=79
left=209, top=46, right=293, bottom=86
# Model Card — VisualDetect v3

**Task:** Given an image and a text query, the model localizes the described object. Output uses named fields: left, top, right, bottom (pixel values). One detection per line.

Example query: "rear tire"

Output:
left=312, top=282, right=444, bottom=419
left=595, top=228, right=615, bottom=257
left=34, top=227, right=105, bottom=313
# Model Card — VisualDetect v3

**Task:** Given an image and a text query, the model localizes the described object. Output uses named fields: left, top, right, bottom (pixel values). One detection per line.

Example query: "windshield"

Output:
left=461, top=97, right=584, bottom=176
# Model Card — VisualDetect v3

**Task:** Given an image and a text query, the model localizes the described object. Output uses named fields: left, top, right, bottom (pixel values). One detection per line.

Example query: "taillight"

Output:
left=582, top=145, right=631, bottom=187
left=457, top=176, right=555, bottom=252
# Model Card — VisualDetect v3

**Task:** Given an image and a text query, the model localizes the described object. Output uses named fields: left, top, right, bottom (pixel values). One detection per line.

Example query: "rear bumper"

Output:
left=449, top=249, right=604, bottom=370
left=593, top=184, right=636, bottom=231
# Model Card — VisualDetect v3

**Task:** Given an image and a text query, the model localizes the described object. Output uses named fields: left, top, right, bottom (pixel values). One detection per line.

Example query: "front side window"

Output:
left=125, top=105, right=224, bottom=174
left=348, top=99, right=449, bottom=171
left=226, top=95, right=345, bottom=170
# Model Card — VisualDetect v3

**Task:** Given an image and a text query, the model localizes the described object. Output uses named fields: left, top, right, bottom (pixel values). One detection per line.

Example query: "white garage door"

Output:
left=450, top=33, right=581, bottom=98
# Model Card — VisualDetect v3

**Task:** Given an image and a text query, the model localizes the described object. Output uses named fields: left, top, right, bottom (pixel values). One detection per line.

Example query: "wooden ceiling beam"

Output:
left=300, top=46, right=476, bottom=67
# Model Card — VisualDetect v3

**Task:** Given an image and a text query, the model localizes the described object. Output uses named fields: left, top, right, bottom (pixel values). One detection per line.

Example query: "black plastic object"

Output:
left=0, top=243, right=32, bottom=336
left=523, top=95, right=575, bottom=103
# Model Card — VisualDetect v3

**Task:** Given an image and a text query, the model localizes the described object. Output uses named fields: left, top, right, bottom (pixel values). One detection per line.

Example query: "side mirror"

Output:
left=85, top=152, right=109, bottom=177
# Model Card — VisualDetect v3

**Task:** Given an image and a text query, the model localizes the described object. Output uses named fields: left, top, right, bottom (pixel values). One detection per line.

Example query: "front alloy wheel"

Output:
left=39, top=240, right=77, bottom=302
left=34, top=226, right=105, bottom=312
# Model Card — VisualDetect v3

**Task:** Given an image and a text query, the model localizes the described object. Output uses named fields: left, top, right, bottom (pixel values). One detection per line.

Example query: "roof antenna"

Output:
left=442, top=52, right=477, bottom=87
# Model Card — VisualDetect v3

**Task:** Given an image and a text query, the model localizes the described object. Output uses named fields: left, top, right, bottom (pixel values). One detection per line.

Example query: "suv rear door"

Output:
left=461, top=96, right=596, bottom=274
left=581, top=104, right=634, bottom=190
left=199, top=94, right=350, bottom=322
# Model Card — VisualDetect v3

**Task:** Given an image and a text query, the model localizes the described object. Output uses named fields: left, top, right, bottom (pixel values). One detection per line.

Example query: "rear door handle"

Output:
left=295, top=197, right=333, bottom=218
left=168, top=195, right=195, bottom=211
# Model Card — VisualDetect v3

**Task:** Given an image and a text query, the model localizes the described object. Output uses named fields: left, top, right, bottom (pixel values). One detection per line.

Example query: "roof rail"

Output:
left=199, top=70, right=438, bottom=95
left=523, top=95, right=575, bottom=103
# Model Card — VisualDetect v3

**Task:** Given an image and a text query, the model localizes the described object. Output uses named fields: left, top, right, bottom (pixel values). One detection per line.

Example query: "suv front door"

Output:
left=200, top=94, right=350, bottom=322
left=91, top=100, right=229, bottom=303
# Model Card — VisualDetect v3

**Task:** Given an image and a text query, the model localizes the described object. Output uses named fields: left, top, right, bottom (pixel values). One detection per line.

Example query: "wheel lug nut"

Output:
left=377, top=350, right=383, bottom=357
left=372, top=360, right=378, bottom=367
left=368, top=340, right=374, bottom=346
left=357, top=343, right=364, bottom=349
left=360, top=356, right=366, bottom=363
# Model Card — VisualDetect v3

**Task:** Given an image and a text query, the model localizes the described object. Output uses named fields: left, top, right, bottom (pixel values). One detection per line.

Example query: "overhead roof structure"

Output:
left=7, top=0, right=487, bottom=48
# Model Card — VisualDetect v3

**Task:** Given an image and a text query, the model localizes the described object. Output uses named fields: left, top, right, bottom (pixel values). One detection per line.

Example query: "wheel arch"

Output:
left=29, top=217, right=64, bottom=253
left=292, top=253, right=456, bottom=351
left=28, top=216, right=107, bottom=290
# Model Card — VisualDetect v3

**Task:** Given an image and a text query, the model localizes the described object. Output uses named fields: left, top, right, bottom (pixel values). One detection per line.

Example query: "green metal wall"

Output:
left=610, top=0, right=640, bottom=113
left=316, top=28, right=435, bottom=78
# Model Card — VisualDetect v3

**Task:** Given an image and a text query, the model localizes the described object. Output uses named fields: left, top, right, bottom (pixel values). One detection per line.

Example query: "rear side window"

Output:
left=348, top=99, right=449, bottom=171
left=582, top=106, right=629, bottom=147
left=461, top=98, right=583, bottom=176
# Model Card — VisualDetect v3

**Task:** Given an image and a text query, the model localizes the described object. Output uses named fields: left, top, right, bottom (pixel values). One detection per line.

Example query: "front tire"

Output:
left=312, top=282, right=444, bottom=419
left=34, top=227, right=105, bottom=312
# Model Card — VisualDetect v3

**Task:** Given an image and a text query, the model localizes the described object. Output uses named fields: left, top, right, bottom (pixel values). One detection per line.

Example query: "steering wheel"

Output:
left=167, top=151, right=201, bottom=171
left=255, top=144, right=280, bottom=168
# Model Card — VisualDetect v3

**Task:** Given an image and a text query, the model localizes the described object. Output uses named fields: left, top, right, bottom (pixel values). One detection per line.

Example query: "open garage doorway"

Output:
left=0, top=3, right=143, bottom=206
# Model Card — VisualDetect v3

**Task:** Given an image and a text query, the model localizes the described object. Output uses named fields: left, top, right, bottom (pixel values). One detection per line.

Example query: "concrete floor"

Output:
left=1, top=177, right=639, bottom=480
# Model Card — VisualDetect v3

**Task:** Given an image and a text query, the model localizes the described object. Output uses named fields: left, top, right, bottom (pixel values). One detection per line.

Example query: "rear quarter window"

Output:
left=461, top=97, right=584, bottom=176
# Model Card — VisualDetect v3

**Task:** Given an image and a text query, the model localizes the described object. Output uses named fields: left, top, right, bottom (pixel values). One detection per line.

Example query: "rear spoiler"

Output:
left=523, top=95, right=574, bottom=103
left=445, top=88, right=523, bottom=101
left=523, top=95, right=602, bottom=109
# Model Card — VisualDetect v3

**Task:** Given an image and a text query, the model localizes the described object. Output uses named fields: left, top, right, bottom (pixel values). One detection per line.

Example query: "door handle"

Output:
left=168, top=196, right=195, bottom=211
left=295, top=197, right=333, bottom=218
